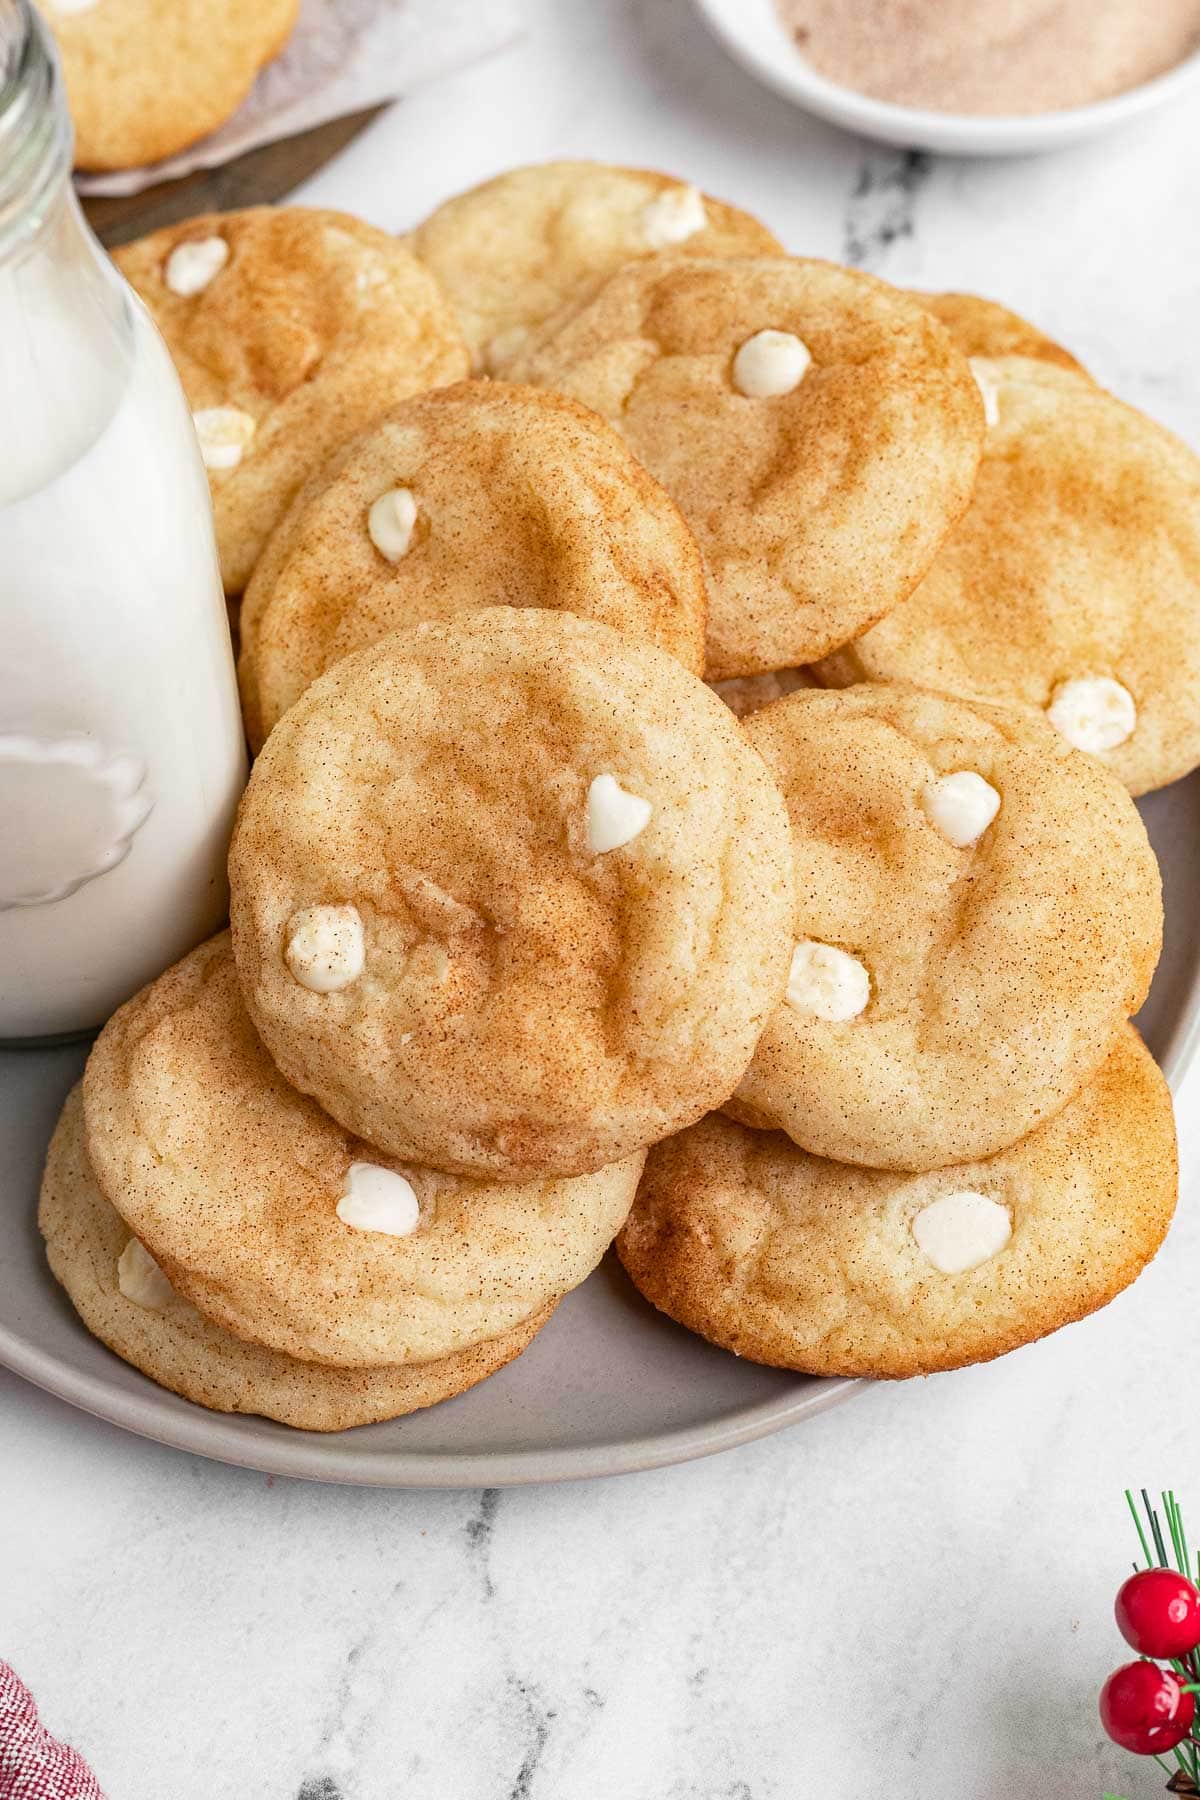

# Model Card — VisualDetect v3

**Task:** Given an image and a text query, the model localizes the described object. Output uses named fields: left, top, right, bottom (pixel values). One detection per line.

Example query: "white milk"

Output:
left=0, top=202, right=247, bottom=1037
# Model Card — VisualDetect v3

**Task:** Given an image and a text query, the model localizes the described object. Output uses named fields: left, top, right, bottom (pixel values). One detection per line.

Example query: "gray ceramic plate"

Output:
left=2, top=776, right=1199, bottom=1487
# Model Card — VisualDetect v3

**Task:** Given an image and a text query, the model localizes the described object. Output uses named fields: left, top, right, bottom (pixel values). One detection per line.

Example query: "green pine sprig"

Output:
left=1124, top=1490, right=1200, bottom=1791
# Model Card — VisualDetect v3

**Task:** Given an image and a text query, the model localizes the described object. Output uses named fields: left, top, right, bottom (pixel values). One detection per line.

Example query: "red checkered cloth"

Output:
left=0, top=1662, right=105, bottom=1800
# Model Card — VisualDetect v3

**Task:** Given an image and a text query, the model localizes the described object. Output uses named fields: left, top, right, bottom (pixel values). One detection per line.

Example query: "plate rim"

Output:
left=3, top=824, right=1197, bottom=1491
left=0, top=1310, right=862, bottom=1486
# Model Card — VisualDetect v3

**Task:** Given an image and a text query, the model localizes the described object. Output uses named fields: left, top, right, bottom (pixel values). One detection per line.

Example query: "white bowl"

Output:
left=693, top=0, right=1200, bottom=157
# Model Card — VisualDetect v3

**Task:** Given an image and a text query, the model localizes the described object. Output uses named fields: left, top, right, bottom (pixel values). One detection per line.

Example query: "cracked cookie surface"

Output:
left=229, top=607, right=794, bottom=1178
left=117, top=207, right=468, bottom=594
left=814, top=357, right=1200, bottom=795
left=42, top=1087, right=552, bottom=1429
left=620, top=1026, right=1176, bottom=1378
left=81, top=936, right=634, bottom=1367
left=726, top=684, right=1161, bottom=1170
left=509, top=255, right=983, bottom=679
left=406, top=159, right=781, bottom=373
left=238, top=380, right=708, bottom=749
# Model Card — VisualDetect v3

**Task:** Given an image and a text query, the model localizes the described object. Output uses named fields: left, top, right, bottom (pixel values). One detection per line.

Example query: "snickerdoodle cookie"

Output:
left=238, top=380, right=708, bottom=749
left=116, top=207, right=468, bottom=593
left=44, top=0, right=299, bottom=173
left=619, top=1026, right=1177, bottom=1379
left=907, top=290, right=1087, bottom=376
left=229, top=608, right=794, bottom=1179
left=406, top=160, right=782, bottom=373
left=42, top=1088, right=552, bottom=1431
left=509, top=255, right=983, bottom=679
left=726, top=685, right=1161, bottom=1171
left=82, top=936, right=636, bottom=1368
left=814, top=357, right=1200, bottom=795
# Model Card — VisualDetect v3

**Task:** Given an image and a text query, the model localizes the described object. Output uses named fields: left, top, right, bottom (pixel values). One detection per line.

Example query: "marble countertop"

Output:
left=4, top=4, right=1199, bottom=1796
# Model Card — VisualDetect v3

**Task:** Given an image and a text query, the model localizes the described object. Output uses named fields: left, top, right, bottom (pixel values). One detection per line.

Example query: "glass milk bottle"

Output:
left=0, top=0, right=247, bottom=1040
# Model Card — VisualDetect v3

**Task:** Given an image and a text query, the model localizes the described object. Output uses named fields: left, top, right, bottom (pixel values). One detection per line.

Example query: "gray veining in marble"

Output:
left=843, top=149, right=932, bottom=267
left=3, top=2, right=1199, bottom=1797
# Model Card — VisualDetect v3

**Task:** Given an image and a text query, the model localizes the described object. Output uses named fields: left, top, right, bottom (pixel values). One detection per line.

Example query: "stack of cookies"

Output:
left=44, top=608, right=794, bottom=1428
left=41, top=161, right=1194, bottom=1425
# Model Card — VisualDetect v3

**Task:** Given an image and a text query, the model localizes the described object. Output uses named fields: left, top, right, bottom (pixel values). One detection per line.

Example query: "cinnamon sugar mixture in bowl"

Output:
left=775, top=0, right=1200, bottom=114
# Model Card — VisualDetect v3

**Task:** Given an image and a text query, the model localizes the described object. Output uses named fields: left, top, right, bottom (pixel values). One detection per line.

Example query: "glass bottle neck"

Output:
left=0, top=2, right=134, bottom=507
left=0, top=0, right=73, bottom=265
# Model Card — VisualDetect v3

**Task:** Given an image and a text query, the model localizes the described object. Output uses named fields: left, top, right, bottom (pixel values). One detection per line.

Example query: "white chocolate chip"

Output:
left=164, top=236, right=229, bottom=297
left=732, top=330, right=812, bottom=399
left=285, top=905, right=365, bottom=993
left=336, top=1163, right=420, bottom=1237
left=193, top=406, right=255, bottom=471
left=786, top=941, right=870, bottom=1022
left=586, top=774, right=653, bottom=855
left=638, top=184, right=708, bottom=249
left=969, top=358, right=999, bottom=427
left=367, top=488, right=418, bottom=562
left=117, top=1239, right=175, bottom=1309
left=922, top=770, right=1001, bottom=848
left=1046, top=677, right=1136, bottom=753
left=45, top=0, right=99, bottom=12
left=912, top=1190, right=1012, bottom=1274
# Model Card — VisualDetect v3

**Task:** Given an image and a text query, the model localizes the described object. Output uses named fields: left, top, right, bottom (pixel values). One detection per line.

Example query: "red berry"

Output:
left=1100, top=1661, right=1196, bottom=1754
left=1116, top=1569, right=1200, bottom=1659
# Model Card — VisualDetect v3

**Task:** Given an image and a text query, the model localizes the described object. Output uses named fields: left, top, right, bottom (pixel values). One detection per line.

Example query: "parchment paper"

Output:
left=75, top=0, right=523, bottom=197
